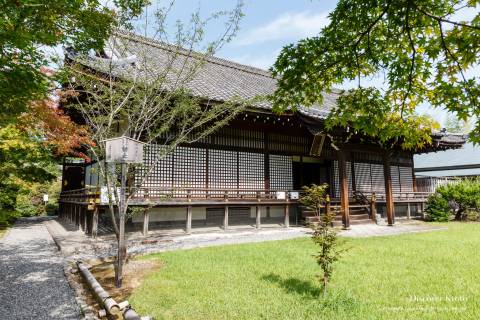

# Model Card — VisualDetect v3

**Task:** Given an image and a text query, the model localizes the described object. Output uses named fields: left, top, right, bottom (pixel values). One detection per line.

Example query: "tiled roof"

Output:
left=67, top=29, right=339, bottom=119
left=67, top=30, right=466, bottom=152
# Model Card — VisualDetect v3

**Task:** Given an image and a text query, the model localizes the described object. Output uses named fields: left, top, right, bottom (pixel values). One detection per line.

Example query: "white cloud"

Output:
left=227, top=50, right=281, bottom=70
left=234, top=11, right=329, bottom=46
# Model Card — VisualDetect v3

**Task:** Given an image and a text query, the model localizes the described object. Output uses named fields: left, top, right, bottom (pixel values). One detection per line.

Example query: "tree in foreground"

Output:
left=0, top=0, right=148, bottom=123
left=65, top=1, right=245, bottom=287
left=0, top=1, right=146, bottom=217
left=272, top=0, right=479, bottom=146
left=300, top=184, right=346, bottom=296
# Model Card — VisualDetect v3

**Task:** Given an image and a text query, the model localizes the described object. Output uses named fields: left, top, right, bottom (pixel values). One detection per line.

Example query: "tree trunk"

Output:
left=323, top=276, right=328, bottom=297
left=115, top=163, right=127, bottom=288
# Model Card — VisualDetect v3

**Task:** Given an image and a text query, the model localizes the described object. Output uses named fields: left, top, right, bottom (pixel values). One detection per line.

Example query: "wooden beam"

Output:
left=338, top=149, right=350, bottom=229
left=143, top=210, right=149, bottom=236
left=383, top=152, right=395, bottom=226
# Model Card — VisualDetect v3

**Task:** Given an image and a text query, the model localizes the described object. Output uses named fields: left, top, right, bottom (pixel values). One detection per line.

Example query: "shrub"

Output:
left=300, top=183, right=329, bottom=218
left=425, top=193, right=451, bottom=222
left=425, top=178, right=480, bottom=222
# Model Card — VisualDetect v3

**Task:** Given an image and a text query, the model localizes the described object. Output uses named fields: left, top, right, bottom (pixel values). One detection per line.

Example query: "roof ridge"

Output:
left=113, top=29, right=274, bottom=79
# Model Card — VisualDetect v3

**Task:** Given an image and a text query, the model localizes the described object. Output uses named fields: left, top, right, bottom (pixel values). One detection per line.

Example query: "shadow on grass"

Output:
left=262, top=273, right=321, bottom=298
left=261, top=273, right=360, bottom=312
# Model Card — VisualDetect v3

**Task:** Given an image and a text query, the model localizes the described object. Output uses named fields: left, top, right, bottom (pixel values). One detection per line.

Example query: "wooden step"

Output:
left=335, top=213, right=370, bottom=221
left=333, top=219, right=374, bottom=227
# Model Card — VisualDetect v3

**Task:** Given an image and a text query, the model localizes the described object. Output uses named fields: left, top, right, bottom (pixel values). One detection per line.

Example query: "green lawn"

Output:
left=129, top=223, right=480, bottom=320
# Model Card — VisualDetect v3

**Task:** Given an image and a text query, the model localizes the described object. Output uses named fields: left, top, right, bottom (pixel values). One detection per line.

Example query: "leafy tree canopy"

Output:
left=444, top=113, right=472, bottom=133
left=272, top=0, right=480, bottom=147
left=0, top=0, right=148, bottom=122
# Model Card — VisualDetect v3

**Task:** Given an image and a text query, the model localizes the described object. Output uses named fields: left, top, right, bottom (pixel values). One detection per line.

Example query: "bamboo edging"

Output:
left=76, top=261, right=145, bottom=320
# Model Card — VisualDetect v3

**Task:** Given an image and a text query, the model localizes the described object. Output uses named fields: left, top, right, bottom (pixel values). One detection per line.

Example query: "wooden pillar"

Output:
left=186, top=190, right=192, bottom=234
left=338, top=150, right=350, bottom=229
left=83, top=207, right=88, bottom=233
left=76, top=205, right=81, bottom=229
left=370, top=193, right=377, bottom=222
left=223, top=205, right=229, bottom=231
left=284, top=192, right=290, bottom=228
left=284, top=204, right=290, bottom=228
left=142, top=210, right=149, bottom=236
left=186, top=205, right=192, bottom=234
left=256, top=191, right=261, bottom=229
left=92, top=207, right=99, bottom=239
left=383, top=152, right=395, bottom=226
left=407, top=202, right=411, bottom=219
left=256, top=206, right=261, bottom=229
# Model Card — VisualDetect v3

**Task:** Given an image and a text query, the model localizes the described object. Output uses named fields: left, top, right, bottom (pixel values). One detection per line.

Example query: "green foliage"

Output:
left=300, top=183, right=329, bottom=217
left=300, top=184, right=346, bottom=295
left=0, top=125, right=57, bottom=210
left=425, top=193, right=452, bottom=221
left=325, top=88, right=439, bottom=150
left=426, top=178, right=480, bottom=221
left=444, top=114, right=472, bottom=134
left=311, top=208, right=346, bottom=296
left=0, top=0, right=149, bottom=122
left=272, top=0, right=480, bottom=144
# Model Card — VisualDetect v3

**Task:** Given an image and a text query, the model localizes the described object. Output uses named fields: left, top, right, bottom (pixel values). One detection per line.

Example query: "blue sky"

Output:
left=132, top=0, right=478, bottom=126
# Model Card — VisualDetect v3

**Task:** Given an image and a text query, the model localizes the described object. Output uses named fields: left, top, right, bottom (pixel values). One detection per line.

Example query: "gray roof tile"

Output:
left=68, top=29, right=338, bottom=118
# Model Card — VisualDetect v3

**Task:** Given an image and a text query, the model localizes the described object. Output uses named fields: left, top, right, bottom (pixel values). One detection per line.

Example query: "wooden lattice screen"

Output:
left=208, top=149, right=237, bottom=192
left=136, top=144, right=173, bottom=197
left=269, top=154, right=293, bottom=190
left=173, top=147, right=206, bottom=196
left=239, top=151, right=264, bottom=196
left=332, top=161, right=354, bottom=198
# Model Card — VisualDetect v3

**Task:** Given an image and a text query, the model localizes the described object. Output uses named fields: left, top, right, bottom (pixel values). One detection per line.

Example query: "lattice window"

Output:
left=370, top=163, right=385, bottom=194
left=332, top=161, right=353, bottom=198
left=208, top=149, right=237, bottom=192
left=136, top=144, right=173, bottom=197
left=173, top=147, right=206, bottom=197
left=239, top=152, right=264, bottom=196
left=269, top=154, right=293, bottom=190
left=354, top=162, right=372, bottom=193
left=391, top=165, right=401, bottom=193
left=399, top=166, right=414, bottom=192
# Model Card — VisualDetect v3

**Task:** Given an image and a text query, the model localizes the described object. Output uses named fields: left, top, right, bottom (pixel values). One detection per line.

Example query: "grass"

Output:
left=129, top=223, right=480, bottom=320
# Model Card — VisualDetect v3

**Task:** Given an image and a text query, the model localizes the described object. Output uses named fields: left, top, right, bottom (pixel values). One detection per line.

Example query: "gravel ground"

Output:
left=0, top=217, right=81, bottom=320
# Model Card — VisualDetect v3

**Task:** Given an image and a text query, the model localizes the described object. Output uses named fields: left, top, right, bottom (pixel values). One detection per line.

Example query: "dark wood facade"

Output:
left=60, top=111, right=432, bottom=235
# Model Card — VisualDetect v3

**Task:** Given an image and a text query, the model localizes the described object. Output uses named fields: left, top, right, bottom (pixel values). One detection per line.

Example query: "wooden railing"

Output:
left=60, top=187, right=301, bottom=205
left=357, top=191, right=430, bottom=202
left=60, top=187, right=431, bottom=207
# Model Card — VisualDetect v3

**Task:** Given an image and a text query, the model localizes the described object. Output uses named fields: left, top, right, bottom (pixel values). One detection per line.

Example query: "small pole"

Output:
left=224, top=191, right=229, bottom=231
left=115, top=162, right=127, bottom=288
left=92, top=207, right=99, bottom=239
left=256, top=191, right=261, bottom=229
left=284, top=191, right=290, bottom=228
left=370, top=193, right=377, bottom=222
left=142, top=209, right=149, bottom=236
left=186, top=191, right=192, bottom=234
left=407, top=202, right=411, bottom=219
